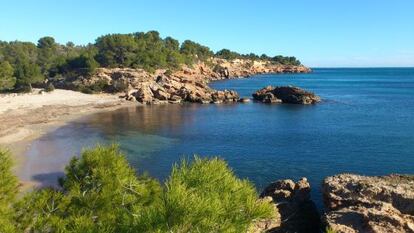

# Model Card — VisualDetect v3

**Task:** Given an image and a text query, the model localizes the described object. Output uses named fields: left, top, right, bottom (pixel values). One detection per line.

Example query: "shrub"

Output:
left=15, top=145, right=162, bottom=232
left=44, top=83, right=55, bottom=92
left=164, top=69, right=173, bottom=76
left=14, top=84, right=32, bottom=93
left=134, top=156, right=275, bottom=232
left=0, top=149, right=18, bottom=233
left=2, top=145, right=275, bottom=232
left=0, top=61, right=16, bottom=91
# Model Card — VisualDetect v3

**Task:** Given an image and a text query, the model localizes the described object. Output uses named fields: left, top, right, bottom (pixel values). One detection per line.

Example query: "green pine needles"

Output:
left=0, top=145, right=274, bottom=232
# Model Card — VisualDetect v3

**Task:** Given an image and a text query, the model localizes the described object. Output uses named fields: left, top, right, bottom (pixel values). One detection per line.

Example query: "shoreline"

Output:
left=0, top=89, right=136, bottom=189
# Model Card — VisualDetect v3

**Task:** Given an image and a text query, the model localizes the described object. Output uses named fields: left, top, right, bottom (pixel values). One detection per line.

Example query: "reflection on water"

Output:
left=20, top=68, right=414, bottom=209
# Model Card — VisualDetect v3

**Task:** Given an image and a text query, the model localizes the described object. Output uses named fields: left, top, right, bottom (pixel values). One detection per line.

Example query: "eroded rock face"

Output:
left=252, top=178, right=320, bottom=233
left=53, top=58, right=311, bottom=105
left=323, top=174, right=414, bottom=233
left=252, top=86, right=321, bottom=104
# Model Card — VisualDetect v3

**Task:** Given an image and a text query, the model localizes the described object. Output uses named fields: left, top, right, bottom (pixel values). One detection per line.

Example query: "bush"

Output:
left=15, top=145, right=162, bottom=232
left=0, top=61, right=16, bottom=91
left=2, top=145, right=275, bottom=232
left=134, top=156, right=275, bottom=232
left=44, top=83, right=55, bottom=92
left=0, top=149, right=18, bottom=233
left=164, top=69, right=173, bottom=76
left=14, top=84, right=32, bottom=93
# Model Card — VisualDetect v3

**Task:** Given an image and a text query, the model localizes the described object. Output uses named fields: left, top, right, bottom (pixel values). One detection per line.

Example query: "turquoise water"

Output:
left=21, top=68, right=414, bottom=207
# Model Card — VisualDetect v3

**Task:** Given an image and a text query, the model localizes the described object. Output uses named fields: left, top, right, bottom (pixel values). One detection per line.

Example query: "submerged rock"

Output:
left=252, top=178, right=321, bottom=233
left=322, top=174, right=414, bottom=233
left=252, top=86, right=321, bottom=104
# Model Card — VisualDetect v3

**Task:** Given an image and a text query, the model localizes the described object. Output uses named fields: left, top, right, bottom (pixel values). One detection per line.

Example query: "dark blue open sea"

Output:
left=20, top=68, right=414, bottom=207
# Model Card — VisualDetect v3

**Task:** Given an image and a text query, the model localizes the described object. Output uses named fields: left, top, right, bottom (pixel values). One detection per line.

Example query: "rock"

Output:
left=250, top=196, right=281, bottom=233
left=52, top=60, right=311, bottom=105
left=252, top=86, right=321, bottom=104
left=252, top=178, right=320, bottom=233
left=322, top=174, right=414, bottom=233
left=239, top=98, right=251, bottom=103
left=133, top=86, right=153, bottom=104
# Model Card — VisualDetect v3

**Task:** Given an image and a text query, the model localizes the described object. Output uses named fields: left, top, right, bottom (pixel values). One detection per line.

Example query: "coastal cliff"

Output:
left=256, top=174, right=414, bottom=233
left=323, top=174, right=414, bottom=233
left=53, top=58, right=310, bottom=104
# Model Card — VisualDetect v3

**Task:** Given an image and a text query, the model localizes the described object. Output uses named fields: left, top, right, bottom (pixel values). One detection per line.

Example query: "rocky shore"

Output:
left=255, top=174, right=414, bottom=233
left=53, top=58, right=311, bottom=105
left=323, top=174, right=414, bottom=233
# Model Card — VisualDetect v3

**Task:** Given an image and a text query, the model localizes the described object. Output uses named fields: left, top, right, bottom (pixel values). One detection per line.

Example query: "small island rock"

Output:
left=252, top=86, right=321, bottom=104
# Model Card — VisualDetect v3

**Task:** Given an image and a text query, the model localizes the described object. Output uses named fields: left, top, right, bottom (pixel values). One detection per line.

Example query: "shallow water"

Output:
left=20, top=68, right=414, bottom=207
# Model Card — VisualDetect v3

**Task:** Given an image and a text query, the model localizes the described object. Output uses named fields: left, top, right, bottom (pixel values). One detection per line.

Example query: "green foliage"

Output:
left=0, top=31, right=303, bottom=93
left=164, top=69, right=173, bottom=76
left=37, top=36, right=58, bottom=75
left=44, top=83, right=55, bottom=92
left=216, top=49, right=241, bottom=60
left=95, top=33, right=137, bottom=67
left=180, top=40, right=213, bottom=63
left=14, top=145, right=162, bottom=232
left=66, top=54, right=99, bottom=76
left=135, top=156, right=275, bottom=232
left=0, top=149, right=18, bottom=233
left=0, top=61, right=16, bottom=91
left=271, top=55, right=301, bottom=66
left=0, top=145, right=276, bottom=232
left=13, top=59, right=43, bottom=91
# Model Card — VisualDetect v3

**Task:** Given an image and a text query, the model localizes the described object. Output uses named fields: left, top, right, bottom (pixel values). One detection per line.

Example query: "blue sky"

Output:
left=1, top=0, right=413, bottom=67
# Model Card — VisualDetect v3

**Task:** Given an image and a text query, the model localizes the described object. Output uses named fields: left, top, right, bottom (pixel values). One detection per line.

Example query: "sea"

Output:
left=19, top=68, right=414, bottom=208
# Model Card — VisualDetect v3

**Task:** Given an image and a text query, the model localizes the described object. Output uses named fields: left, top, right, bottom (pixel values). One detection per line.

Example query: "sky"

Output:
left=0, top=0, right=413, bottom=67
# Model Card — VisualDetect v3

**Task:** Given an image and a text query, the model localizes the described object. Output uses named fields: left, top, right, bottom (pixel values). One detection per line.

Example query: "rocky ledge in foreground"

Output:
left=252, top=86, right=321, bottom=104
left=323, top=174, right=414, bottom=233
left=252, top=178, right=321, bottom=233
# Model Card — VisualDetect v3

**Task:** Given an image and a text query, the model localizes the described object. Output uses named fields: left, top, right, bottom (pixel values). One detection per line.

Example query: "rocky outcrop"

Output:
left=211, top=59, right=311, bottom=80
left=52, top=58, right=310, bottom=105
left=252, top=86, right=321, bottom=104
left=323, top=174, right=414, bottom=233
left=252, top=178, right=320, bottom=233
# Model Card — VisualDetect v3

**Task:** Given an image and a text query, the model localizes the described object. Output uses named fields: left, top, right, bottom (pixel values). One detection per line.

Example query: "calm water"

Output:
left=20, top=68, right=414, bottom=207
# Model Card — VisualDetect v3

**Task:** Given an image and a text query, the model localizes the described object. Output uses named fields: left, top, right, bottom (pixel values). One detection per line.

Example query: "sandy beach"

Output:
left=0, top=89, right=134, bottom=185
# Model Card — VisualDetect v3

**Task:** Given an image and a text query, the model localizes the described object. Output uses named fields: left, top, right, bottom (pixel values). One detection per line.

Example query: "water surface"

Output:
left=21, top=68, right=414, bottom=207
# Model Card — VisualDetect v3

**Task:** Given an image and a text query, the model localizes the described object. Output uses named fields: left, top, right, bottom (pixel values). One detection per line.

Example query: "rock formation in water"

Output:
left=322, top=174, right=414, bottom=233
left=252, top=86, right=321, bottom=104
left=252, top=178, right=321, bottom=233
left=53, top=58, right=311, bottom=104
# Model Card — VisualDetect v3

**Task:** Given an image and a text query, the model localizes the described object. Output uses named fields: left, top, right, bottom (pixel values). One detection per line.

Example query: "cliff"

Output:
left=323, top=174, right=414, bottom=233
left=253, top=174, right=414, bottom=233
left=53, top=58, right=310, bottom=104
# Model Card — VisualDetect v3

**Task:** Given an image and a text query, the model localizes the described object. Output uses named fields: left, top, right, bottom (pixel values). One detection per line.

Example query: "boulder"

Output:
left=252, top=86, right=320, bottom=104
left=322, top=174, right=414, bottom=233
left=252, top=178, right=320, bottom=233
left=133, top=86, right=153, bottom=104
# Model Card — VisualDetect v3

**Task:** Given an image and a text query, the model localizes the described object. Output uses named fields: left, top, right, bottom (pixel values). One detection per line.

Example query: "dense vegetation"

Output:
left=0, top=145, right=274, bottom=232
left=0, top=31, right=302, bottom=92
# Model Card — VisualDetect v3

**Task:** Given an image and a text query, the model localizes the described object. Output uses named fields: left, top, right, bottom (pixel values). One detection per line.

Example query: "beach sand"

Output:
left=0, top=89, right=135, bottom=190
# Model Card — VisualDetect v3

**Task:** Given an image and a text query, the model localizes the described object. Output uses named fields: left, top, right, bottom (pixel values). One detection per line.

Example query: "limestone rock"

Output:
left=52, top=59, right=311, bottom=105
left=252, top=178, right=320, bottom=233
left=252, top=86, right=321, bottom=104
left=323, top=174, right=414, bottom=233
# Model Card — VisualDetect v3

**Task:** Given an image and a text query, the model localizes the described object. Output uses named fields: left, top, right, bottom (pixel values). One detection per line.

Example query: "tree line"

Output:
left=0, top=145, right=274, bottom=232
left=0, top=31, right=302, bottom=92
